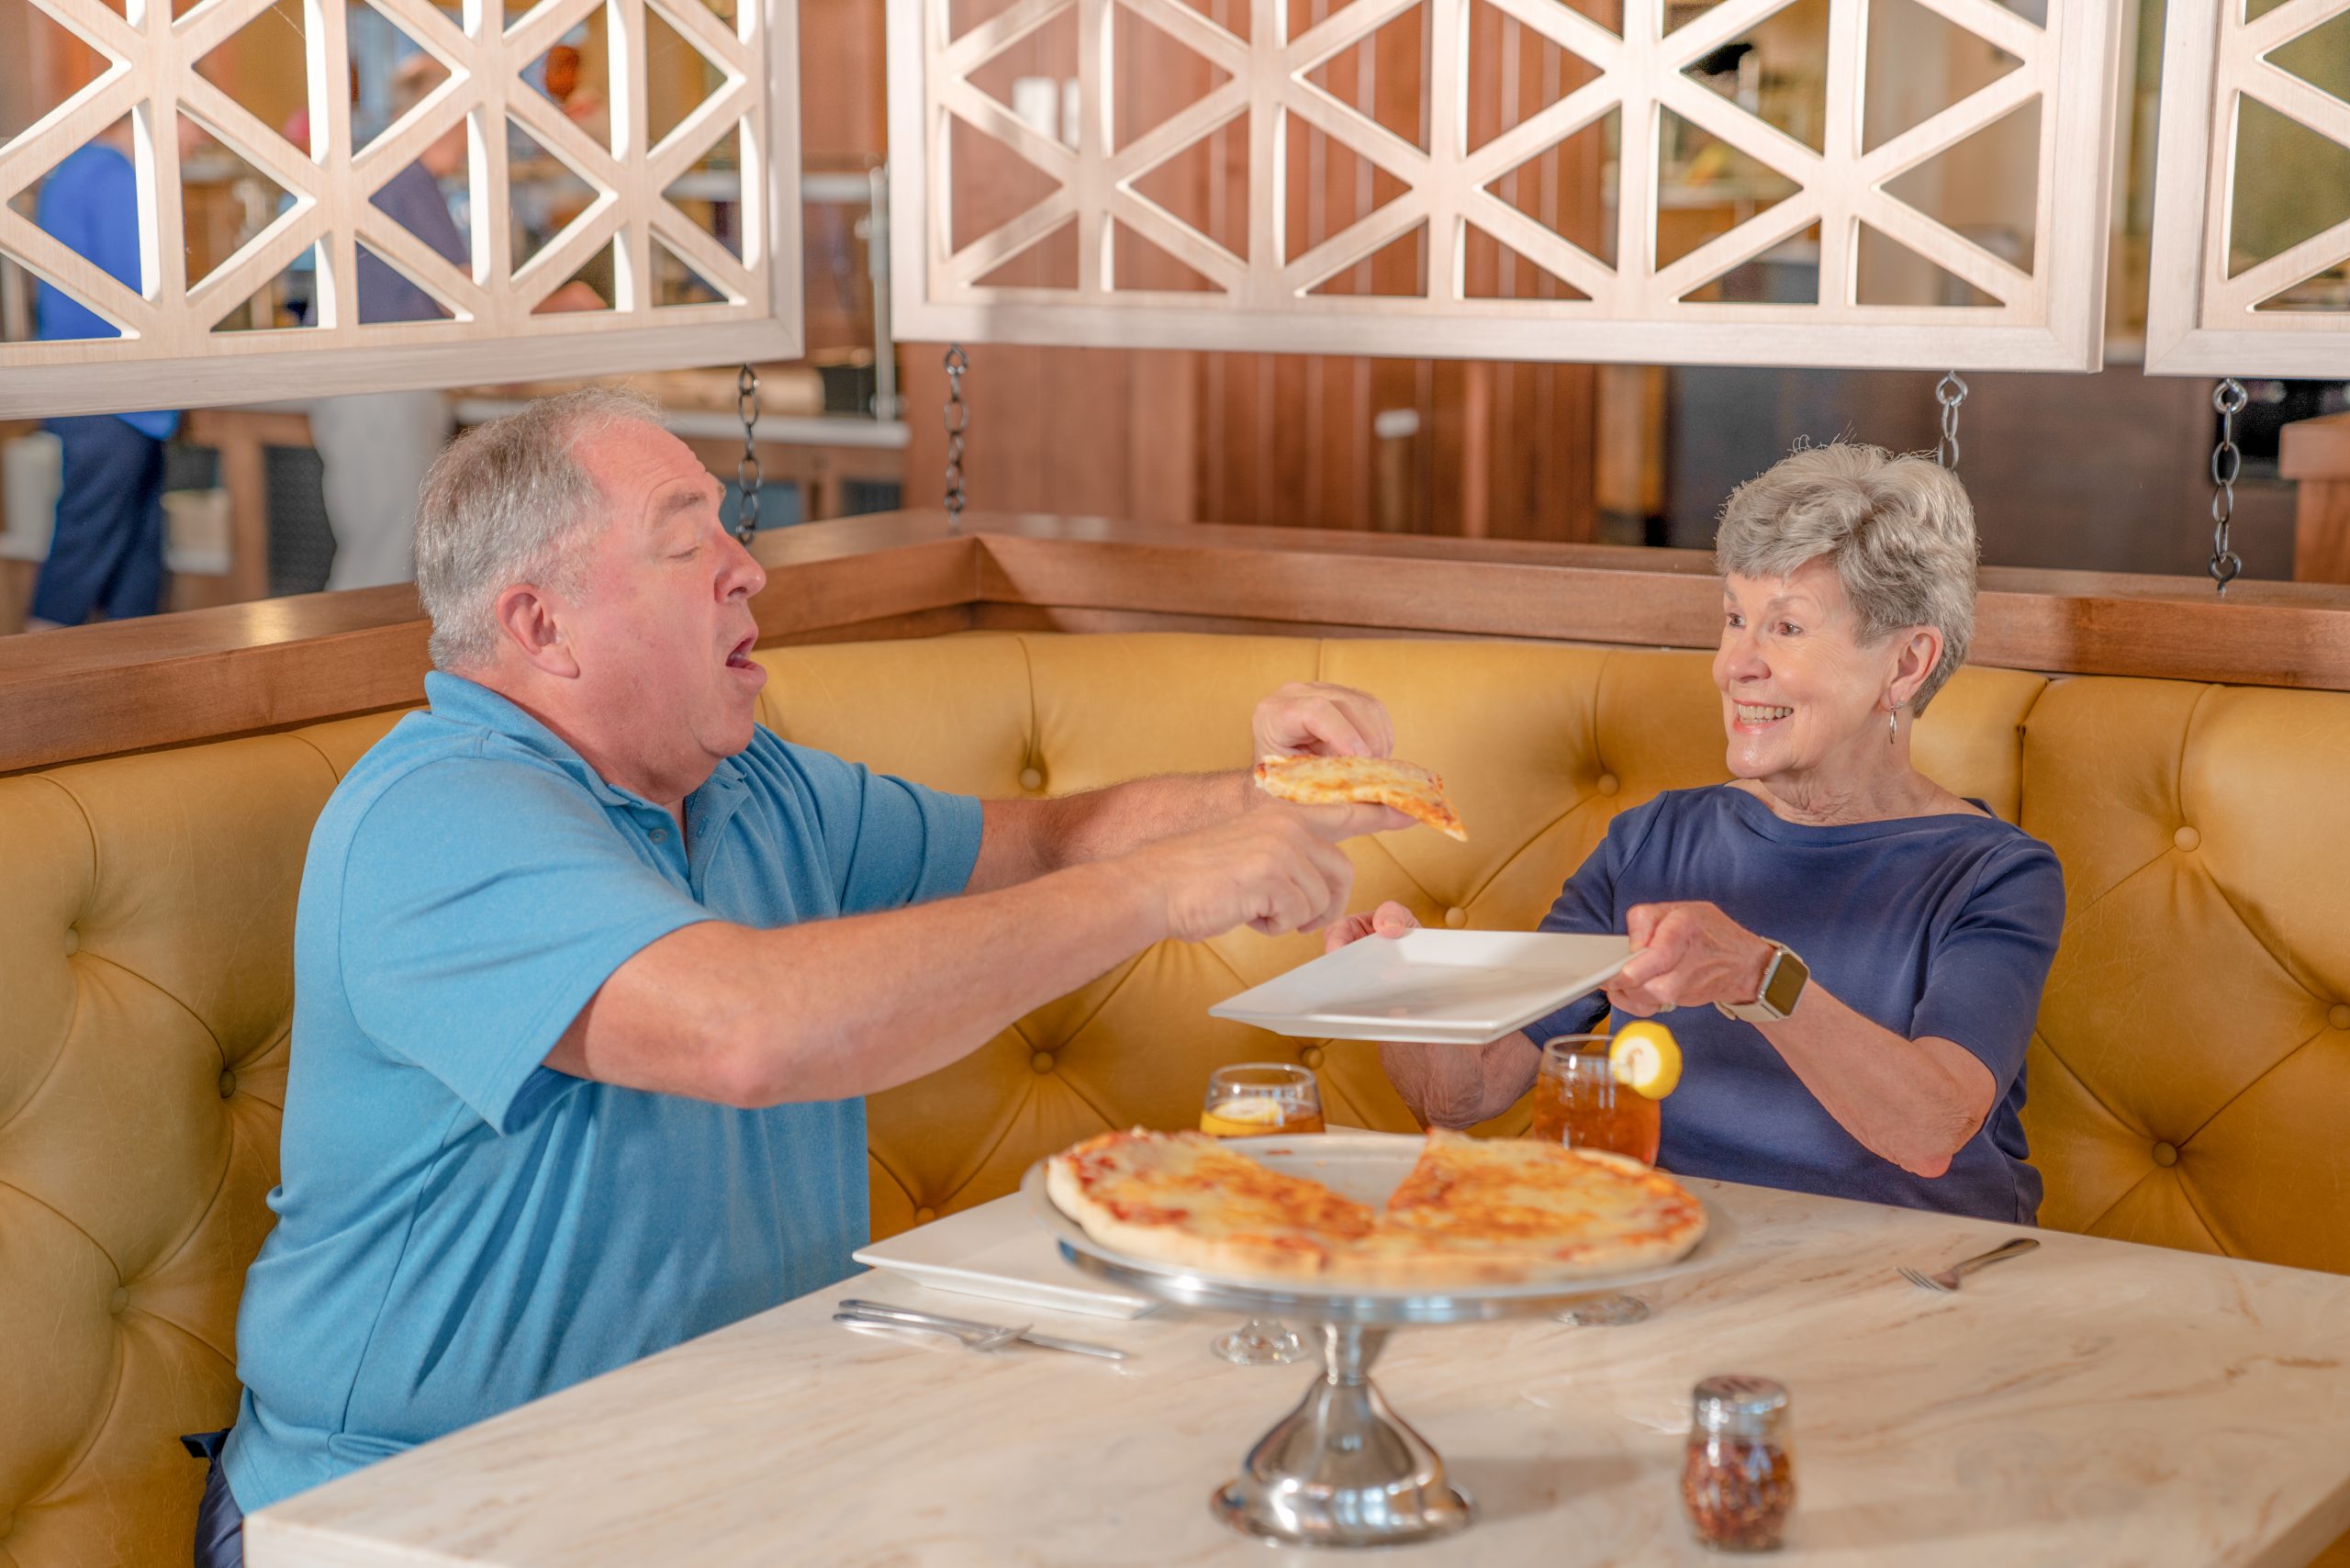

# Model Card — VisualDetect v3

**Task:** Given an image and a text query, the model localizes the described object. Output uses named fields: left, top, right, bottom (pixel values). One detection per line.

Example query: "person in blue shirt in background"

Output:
left=28, top=116, right=207, bottom=629
left=182, top=387, right=1413, bottom=1567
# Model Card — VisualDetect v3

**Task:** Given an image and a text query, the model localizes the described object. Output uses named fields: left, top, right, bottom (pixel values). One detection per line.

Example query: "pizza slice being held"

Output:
left=1253, top=755, right=1467, bottom=842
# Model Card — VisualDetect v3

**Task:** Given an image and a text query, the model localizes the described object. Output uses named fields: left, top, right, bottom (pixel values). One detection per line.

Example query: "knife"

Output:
left=834, top=1298, right=1132, bottom=1361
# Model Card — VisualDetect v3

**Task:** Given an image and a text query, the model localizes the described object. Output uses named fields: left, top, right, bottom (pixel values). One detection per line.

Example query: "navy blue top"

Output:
left=34, top=144, right=177, bottom=440
left=1524, top=786, right=2065, bottom=1223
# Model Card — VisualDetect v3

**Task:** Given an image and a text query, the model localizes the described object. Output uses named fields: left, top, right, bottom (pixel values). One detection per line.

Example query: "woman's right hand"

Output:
left=1324, top=899, right=1421, bottom=953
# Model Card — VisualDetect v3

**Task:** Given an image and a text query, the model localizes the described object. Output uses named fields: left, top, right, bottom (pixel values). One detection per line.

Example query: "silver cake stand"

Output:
left=1020, top=1134, right=1734, bottom=1550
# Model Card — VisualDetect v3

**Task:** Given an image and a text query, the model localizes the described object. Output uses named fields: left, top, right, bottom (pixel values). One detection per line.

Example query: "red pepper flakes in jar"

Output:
left=1682, top=1374, right=1795, bottom=1551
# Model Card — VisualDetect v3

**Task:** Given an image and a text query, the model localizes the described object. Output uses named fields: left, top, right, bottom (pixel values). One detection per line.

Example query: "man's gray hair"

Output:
left=1713, top=441, right=1979, bottom=714
left=415, top=386, right=662, bottom=670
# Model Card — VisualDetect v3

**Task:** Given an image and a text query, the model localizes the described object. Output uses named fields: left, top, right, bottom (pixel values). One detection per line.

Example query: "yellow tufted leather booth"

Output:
left=6, top=633, right=2349, bottom=1567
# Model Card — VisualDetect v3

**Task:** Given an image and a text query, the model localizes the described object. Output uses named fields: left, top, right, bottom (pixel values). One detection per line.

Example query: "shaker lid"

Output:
left=1692, top=1374, right=1789, bottom=1428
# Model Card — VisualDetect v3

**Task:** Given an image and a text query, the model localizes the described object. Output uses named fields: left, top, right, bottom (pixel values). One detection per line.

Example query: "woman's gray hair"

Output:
left=415, top=386, right=662, bottom=670
left=1713, top=441, right=1979, bottom=713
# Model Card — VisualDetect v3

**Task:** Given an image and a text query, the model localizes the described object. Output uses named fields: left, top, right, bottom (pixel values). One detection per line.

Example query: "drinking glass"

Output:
left=1532, top=1036, right=1662, bottom=1327
left=1202, top=1063, right=1325, bottom=1364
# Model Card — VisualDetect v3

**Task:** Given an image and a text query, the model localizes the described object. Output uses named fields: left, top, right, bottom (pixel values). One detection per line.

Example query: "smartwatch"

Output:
left=1716, top=942, right=1809, bottom=1024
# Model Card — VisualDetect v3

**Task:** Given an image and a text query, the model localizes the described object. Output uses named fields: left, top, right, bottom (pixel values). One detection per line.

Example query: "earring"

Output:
left=1887, top=704, right=1900, bottom=745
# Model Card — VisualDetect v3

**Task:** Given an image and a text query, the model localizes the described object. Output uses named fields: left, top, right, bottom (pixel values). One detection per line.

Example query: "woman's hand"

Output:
left=1605, top=902, right=1775, bottom=1016
left=1324, top=899, right=1419, bottom=953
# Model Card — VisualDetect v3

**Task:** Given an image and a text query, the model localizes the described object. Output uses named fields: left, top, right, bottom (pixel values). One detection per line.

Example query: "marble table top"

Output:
left=245, top=1178, right=2350, bottom=1568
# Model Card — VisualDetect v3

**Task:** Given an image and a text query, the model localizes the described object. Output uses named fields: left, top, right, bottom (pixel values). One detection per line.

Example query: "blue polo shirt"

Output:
left=223, top=673, right=982, bottom=1511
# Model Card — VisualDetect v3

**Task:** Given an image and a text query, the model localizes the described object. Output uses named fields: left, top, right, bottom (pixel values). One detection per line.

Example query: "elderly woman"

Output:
left=1344, top=442, right=2064, bottom=1223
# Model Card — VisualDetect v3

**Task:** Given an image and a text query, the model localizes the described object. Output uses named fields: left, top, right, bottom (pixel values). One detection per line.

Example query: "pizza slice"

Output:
left=1252, top=755, right=1468, bottom=842
left=1046, top=1128, right=1377, bottom=1280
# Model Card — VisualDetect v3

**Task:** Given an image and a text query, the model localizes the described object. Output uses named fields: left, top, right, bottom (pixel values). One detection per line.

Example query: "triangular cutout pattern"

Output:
left=3, top=143, right=132, bottom=341
left=194, top=0, right=312, bottom=157
left=663, top=128, right=747, bottom=262
left=353, top=0, right=453, bottom=157
left=973, top=217, right=1080, bottom=287
left=1881, top=95, right=2039, bottom=274
left=1307, top=219, right=1427, bottom=296
left=2228, top=95, right=2350, bottom=278
left=1679, top=221, right=1820, bottom=303
left=1112, top=218, right=1221, bottom=290
left=1283, top=118, right=1413, bottom=263
left=509, top=118, right=601, bottom=275
left=949, top=110, right=1066, bottom=254
left=4, top=9, right=113, bottom=148
left=2255, top=260, right=2350, bottom=312
left=1856, top=220, right=2000, bottom=306
left=526, top=33, right=611, bottom=154
left=1863, top=0, right=2023, bottom=154
left=1129, top=116, right=1248, bottom=260
left=183, top=115, right=299, bottom=291
left=1113, top=5, right=1233, bottom=153
left=1464, top=0, right=1606, bottom=155
left=1656, top=107, right=1801, bottom=270
left=2267, top=9, right=2350, bottom=106
left=354, top=241, right=453, bottom=322
left=2245, top=0, right=2295, bottom=25
left=1687, top=0, right=1830, bottom=152
left=645, top=5, right=727, bottom=150
left=1462, top=222, right=1590, bottom=298
left=1482, top=107, right=1617, bottom=268
left=654, top=237, right=728, bottom=305
left=532, top=240, right=615, bottom=312
left=211, top=246, right=324, bottom=333
left=968, top=9, right=1080, bottom=150
left=1303, top=4, right=1431, bottom=153
left=1171, top=0, right=1248, bottom=40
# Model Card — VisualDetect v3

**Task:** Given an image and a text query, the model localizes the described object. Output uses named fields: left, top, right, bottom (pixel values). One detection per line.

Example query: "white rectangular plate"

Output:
left=854, top=1193, right=1156, bottom=1319
left=1207, top=929, right=1631, bottom=1045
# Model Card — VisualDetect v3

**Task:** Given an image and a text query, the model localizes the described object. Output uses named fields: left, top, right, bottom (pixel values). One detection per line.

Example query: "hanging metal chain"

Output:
left=1935, top=372, right=1969, bottom=472
left=2209, top=377, right=2248, bottom=596
left=943, top=345, right=970, bottom=524
left=733, top=364, right=763, bottom=546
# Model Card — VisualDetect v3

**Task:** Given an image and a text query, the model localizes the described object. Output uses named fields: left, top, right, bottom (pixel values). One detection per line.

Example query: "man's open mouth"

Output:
left=725, top=633, right=758, bottom=671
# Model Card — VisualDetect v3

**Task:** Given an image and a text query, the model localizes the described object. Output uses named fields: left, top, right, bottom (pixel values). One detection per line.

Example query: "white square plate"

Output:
left=853, top=1193, right=1156, bottom=1319
left=1207, top=929, right=1631, bottom=1045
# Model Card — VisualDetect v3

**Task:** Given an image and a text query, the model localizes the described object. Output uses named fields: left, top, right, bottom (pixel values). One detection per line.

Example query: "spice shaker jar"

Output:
left=1682, top=1374, right=1796, bottom=1551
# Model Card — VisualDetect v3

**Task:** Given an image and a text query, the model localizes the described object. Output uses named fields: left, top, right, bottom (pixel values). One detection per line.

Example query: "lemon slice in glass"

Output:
left=1608, top=1021, right=1683, bottom=1100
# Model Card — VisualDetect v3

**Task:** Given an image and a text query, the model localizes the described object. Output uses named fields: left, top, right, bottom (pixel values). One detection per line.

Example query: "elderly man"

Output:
left=187, top=389, right=1402, bottom=1563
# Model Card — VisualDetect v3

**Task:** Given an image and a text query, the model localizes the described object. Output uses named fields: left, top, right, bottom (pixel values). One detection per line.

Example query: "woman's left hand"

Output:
left=1606, top=902, right=1775, bottom=1017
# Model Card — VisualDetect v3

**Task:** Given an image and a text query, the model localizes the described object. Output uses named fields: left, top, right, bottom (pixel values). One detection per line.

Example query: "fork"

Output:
left=833, top=1309, right=1029, bottom=1352
left=1898, top=1237, right=2041, bottom=1293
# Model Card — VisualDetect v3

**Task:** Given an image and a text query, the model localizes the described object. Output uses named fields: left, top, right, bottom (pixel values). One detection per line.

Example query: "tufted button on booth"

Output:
left=1596, top=773, right=1620, bottom=798
left=107, top=1286, right=128, bottom=1316
left=2333, top=1004, right=2350, bottom=1032
left=912, top=1206, right=936, bottom=1225
left=1030, top=1051, right=1055, bottom=1074
left=1019, top=767, right=1044, bottom=791
left=2173, top=825, right=2201, bottom=853
left=2153, top=1142, right=2180, bottom=1168
left=218, top=1070, right=237, bottom=1099
left=1301, top=1047, right=1325, bottom=1070
left=1444, top=907, right=1467, bottom=928
left=62, top=925, right=79, bottom=955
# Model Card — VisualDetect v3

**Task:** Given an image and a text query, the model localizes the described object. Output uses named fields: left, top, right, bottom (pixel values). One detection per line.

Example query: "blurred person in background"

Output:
left=26, top=115, right=206, bottom=629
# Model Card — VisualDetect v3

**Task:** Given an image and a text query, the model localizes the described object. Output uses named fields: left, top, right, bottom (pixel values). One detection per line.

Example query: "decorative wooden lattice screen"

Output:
left=0, top=0, right=800, bottom=418
left=2145, top=0, right=2350, bottom=375
left=887, top=0, right=2125, bottom=369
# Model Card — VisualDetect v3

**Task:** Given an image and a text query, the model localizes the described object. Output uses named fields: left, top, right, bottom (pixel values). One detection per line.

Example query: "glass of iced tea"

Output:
left=1533, top=1036, right=1661, bottom=1327
left=1202, top=1063, right=1324, bottom=1364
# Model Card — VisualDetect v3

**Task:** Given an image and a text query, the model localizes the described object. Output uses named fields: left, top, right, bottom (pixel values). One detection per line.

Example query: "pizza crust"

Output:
left=1252, top=755, right=1468, bottom=842
left=1046, top=1127, right=1707, bottom=1289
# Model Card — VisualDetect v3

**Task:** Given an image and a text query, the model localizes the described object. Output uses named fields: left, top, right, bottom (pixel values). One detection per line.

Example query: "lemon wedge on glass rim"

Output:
left=1608, top=1021, right=1683, bottom=1099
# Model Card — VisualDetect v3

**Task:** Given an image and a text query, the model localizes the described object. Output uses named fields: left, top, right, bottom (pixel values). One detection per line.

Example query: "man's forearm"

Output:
left=557, top=856, right=1170, bottom=1107
left=971, top=772, right=1250, bottom=890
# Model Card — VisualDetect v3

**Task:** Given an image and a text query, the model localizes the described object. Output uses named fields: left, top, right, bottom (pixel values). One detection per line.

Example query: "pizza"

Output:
left=1252, top=755, right=1468, bottom=842
left=1044, top=1128, right=1376, bottom=1279
left=1047, top=1127, right=1706, bottom=1287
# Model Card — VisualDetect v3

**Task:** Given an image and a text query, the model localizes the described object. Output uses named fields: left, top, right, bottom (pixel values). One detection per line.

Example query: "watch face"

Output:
left=1762, top=950, right=1809, bottom=1017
